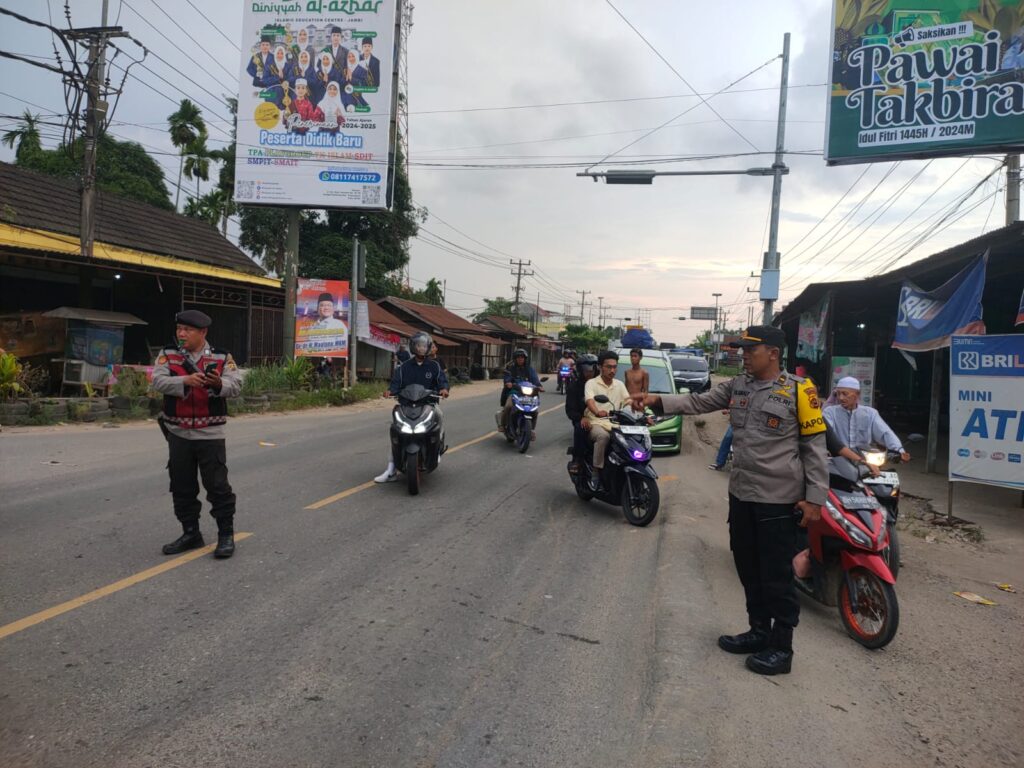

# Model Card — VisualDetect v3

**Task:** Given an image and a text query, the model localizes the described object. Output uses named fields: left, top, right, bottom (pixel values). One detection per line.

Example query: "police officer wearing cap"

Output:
left=634, top=325, right=828, bottom=675
left=152, top=310, right=243, bottom=558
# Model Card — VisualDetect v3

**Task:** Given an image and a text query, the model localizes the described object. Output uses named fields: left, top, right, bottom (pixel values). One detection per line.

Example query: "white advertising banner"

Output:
left=830, top=356, right=876, bottom=407
left=234, top=1, right=397, bottom=209
left=949, top=335, right=1024, bottom=490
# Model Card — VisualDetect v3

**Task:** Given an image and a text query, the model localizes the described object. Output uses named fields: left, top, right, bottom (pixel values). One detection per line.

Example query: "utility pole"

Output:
left=1007, top=154, right=1021, bottom=225
left=349, top=236, right=360, bottom=386
left=442, top=278, right=447, bottom=307
left=712, top=292, right=722, bottom=371
left=282, top=209, right=300, bottom=359
left=510, top=259, right=533, bottom=318
left=576, top=289, right=590, bottom=325
left=762, top=32, right=790, bottom=325
left=67, top=0, right=126, bottom=259
left=597, top=296, right=605, bottom=329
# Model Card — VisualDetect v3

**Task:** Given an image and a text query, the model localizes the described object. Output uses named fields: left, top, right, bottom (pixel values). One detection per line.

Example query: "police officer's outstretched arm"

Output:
left=637, top=379, right=733, bottom=416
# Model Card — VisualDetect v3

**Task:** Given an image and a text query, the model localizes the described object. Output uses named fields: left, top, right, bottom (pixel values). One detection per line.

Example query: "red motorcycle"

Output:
left=794, top=473, right=899, bottom=649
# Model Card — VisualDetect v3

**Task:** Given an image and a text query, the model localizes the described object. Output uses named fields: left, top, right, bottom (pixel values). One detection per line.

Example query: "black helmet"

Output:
left=577, top=353, right=598, bottom=374
left=410, top=331, right=432, bottom=357
left=513, top=347, right=527, bottom=359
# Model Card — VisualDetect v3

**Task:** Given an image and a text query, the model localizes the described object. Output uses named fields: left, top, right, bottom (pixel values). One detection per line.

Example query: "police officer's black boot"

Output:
left=213, top=519, right=235, bottom=559
left=162, top=522, right=204, bottom=555
left=745, top=623, right=794, bottom=675
left=717, top=619, right=771, bottom=654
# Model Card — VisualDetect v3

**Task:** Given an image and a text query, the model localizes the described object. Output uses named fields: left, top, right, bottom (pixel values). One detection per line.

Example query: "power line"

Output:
left=123, top=0, right=237, bottom=84
left=603, top=0, right=761, bottom=153
left=183, top=0, right=240, bottom=52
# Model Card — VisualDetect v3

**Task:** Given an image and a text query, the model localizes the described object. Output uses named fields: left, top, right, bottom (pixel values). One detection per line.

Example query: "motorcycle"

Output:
left=502, top=377, right=548, bottom=453
left=861, top=448, right=904, bottom=579
left=566, top=395, right=660, bottom=527
left=389, top=383, right=445, bottom=495
left=557, top=364, right=572, bottom=394
left=795, top=466, right=899, bottom=649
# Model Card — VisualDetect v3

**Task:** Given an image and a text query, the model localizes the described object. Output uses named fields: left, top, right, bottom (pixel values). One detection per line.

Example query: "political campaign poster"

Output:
left=295, top=278, right=350, bottom=357
left=949, top=334, right=1024, bottom=489
left=893, top=253, right=987, bottom=351
left=234, top=1, right=398, bottom=209
left=826, top=0, right=1024, bottom=165
left=830, top=355, right=876, bottom=406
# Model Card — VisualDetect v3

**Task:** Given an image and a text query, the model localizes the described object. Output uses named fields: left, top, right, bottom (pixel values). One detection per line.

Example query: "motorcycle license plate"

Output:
left=864, top=472, right=899, bottom=485
left=619, top=425, right=650, bottom=436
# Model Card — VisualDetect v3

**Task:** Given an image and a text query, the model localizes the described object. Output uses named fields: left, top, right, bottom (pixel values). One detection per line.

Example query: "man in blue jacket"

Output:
left=375, top=332, right=449, bottom=482
left=499, top=348, right=541, bottom=432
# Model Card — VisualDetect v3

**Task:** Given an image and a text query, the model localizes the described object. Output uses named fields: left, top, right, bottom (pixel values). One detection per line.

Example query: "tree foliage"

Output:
left=559, top=323, right=615, bottom=353
left=4, top=114, right=173, bottom=211
left=473, top=297, right=516, bottom=323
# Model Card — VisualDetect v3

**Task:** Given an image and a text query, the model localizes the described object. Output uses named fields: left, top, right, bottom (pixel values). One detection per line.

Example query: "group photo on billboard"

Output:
left=234, top=1, right=397, bottom=209
left=827, top=0, right=1024, bottom=164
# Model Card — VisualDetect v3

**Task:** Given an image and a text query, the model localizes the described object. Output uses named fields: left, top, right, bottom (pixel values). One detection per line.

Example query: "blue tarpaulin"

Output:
left=893, top=253, right=987, bottom=352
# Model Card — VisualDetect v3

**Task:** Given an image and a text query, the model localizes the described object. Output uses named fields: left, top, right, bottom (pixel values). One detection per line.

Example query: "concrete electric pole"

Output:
left=510, top=259, right=533, bottom=318
left=576, top=289, right=590, bottom=326
left=761, top=32, right=790, bottom=325
left=1007, top=154, right=1020, bottom=225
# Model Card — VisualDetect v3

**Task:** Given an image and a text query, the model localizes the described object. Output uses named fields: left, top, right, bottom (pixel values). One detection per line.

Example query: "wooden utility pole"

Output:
left=576, top=289, right=590, bottom=326
left=510, top=259, right=533, bottom=317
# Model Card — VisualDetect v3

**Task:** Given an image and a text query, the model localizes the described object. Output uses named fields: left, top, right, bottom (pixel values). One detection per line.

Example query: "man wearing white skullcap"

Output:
left=823, top=376, right=910, bottom=472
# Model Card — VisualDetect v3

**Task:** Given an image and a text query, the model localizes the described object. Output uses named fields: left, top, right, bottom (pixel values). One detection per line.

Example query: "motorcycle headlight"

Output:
left=413, top=410, right=434, bottom=433
left=519, top=385, right=535, bottom=396
left=825, top=499, right=872, bottom=547
left=393, top=410, right=414, bottom=434
left=863, top=451, right=886, bottom=467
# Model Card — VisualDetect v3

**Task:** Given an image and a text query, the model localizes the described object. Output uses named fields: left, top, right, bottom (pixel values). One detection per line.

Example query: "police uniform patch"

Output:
left=796, top=379, right=826, bottom=436
left=225, top=354, right=238, bottom=371
left=157, top=355, right=167, bottom=365
left=765, top=415, right=782, bottom=430
left=806, top=386, right=820, bottom=410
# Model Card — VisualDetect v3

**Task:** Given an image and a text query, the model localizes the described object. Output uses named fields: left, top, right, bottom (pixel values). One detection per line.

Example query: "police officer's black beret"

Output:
left=176, top=309, right=212, bottom=329
left=728, top=325, right=786, bottom=349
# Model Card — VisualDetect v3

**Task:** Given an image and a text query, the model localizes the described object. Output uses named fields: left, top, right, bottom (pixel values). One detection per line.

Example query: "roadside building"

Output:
left=375, top=296, right=504, bottom=374
left=0, top=162, right=284, bottom=389
left=775, top=222, right=1023, bottom=467
left=476, top=313, right=559, bottom=373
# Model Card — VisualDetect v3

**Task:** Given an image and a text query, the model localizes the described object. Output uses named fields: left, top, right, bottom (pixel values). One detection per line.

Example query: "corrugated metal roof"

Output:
left=42, top=306, right=147, bottom=325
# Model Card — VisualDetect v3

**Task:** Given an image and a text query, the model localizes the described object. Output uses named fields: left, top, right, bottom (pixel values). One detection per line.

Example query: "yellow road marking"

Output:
left=0, top=533, right=254, bottom=642
left=661, top=474, right=679, bottom=482
left=305, top=403, right=564, bottom=509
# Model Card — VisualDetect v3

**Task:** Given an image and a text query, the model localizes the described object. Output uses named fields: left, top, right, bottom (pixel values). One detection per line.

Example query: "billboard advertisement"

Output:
left=295, top=278, right=350, bottom=358
left=234, top=1, right=398, bottom=209
left=949, top=334, right=1024, bottom=489
left=826, top=0, right=1024, bottom=165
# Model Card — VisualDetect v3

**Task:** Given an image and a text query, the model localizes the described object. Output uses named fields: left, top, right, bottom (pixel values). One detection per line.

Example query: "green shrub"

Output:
left=0, top=353, right=25, bottom=400
left=111, top=367, right=150, bottom=398
left=241, top=363, right=293, bottom=395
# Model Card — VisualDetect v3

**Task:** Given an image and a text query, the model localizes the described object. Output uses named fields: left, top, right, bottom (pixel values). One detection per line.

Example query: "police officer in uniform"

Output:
left=634, top=326, right=828, bottom=675
left=152, top=310, right=242, bottom=558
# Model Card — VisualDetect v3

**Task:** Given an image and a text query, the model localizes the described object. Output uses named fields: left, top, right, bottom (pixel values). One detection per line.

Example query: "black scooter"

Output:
left=566, top=395, right=660, bottom=526
left=389, top=383, right=445, bottom=495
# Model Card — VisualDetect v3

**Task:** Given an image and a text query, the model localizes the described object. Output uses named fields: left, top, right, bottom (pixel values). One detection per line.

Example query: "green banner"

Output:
left=826, top=0, right=1024, bottom=164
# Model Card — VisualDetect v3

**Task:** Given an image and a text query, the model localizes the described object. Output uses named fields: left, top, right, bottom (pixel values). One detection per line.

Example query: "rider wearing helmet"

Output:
left=566, top=353, right=599, bottom=471
left=499, top=347, right=541, bottom=431
left=374, top=331, right=449, bottom=482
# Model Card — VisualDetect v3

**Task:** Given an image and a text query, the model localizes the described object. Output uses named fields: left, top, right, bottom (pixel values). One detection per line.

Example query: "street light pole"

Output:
left=762, top=32, right=790, bottom=324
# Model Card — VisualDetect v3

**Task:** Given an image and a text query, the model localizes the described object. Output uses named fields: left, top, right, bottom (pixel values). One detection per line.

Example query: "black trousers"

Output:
left=727, top=495, right=800, bottom=630
left=165, top=432, right=236, bottom=530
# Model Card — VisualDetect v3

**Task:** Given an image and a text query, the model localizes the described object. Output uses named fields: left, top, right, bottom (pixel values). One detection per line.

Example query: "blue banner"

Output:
left=893, top=253, right=987, bottom=352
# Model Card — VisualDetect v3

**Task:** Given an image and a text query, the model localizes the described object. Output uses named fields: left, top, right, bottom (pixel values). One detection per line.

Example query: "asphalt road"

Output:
left=1, top=383, right=1021, bottom=768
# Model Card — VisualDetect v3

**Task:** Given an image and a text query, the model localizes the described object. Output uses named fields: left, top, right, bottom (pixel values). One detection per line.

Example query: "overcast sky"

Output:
left=0, top=1, right=1010, bottom=343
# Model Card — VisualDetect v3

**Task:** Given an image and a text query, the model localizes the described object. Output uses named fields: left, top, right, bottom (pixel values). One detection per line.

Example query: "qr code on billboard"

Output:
left=236, top=180, right=254, bottom=200
left=361, top=185, right=381, bottom=205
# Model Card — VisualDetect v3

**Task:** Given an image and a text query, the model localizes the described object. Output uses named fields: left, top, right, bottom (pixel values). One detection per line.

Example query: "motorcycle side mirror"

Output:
left=594, top=395, right=610, bottom=404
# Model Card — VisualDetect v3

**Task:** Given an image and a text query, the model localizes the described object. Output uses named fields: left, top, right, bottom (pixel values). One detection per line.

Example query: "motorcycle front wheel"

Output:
left=517, top=420, right=530, bottom=453
left=838, top=567, right=899, bottom=649
left=882, top=524, right=901, bottom=580
left=406, top=452, right=420, bottom=496
left=621, top=474, right=659, bottom=527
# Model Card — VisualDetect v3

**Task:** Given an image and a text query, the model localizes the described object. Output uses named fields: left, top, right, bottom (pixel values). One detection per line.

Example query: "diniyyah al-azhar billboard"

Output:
left=826, top=0, right=1024, bottom=164
left=234, top=1, right=398, bottom=208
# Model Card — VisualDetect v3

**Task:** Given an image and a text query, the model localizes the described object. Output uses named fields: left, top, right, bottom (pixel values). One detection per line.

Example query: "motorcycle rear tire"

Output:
left=838, top=567, right=899, bottom=649
left=882, top=524, right=901, bottom=580
left=621, top=474, right=659, bottom=527
left=406, top=452, right=420, bottom=496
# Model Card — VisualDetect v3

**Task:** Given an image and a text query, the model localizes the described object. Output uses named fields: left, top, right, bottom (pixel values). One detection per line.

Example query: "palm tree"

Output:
left=208, top=145, right=236, bottom=234
left=1, top=110, right=42, bottom=163
left=167, top=99, right=206, bottom=211
left=182, top=130, right=211, bottom=203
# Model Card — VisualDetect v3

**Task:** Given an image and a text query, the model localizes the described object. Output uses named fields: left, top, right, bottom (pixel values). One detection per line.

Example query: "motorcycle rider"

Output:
left=565, top=353, right=599, bottom=472
left=823, top=376, right=910, bottom=482
left=499, top=347, right=542, bottom=433
left=633, top=326, right=828, bottom=676
left=374, top=331, right=449, bottom=483
left=584, top=350, right=633, bottom=492
left=556, top=349, right=575, bottom=393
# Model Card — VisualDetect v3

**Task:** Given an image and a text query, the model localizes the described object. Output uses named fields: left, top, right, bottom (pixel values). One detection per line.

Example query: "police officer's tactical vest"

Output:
left=161, top=347, right=230, bottom=429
